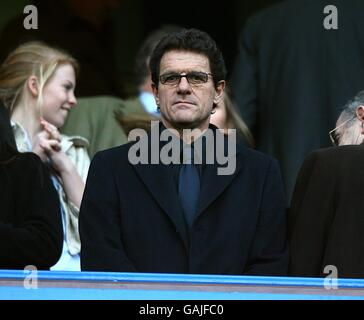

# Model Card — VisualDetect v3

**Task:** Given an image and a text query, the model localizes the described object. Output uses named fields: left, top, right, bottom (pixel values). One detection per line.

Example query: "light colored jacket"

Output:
left=12, top=122, right=90, bottom=255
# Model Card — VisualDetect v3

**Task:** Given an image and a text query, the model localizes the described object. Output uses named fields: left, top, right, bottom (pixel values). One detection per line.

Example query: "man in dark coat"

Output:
left=79, top=29, right=288, bottom=275
left=230, top=0, right=364, bottom=204
left=289, top=92, right=364, bottom=278
left=288, top=145, right=364, bottom=278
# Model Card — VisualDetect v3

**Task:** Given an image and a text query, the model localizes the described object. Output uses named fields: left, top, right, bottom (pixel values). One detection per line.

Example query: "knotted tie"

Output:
left=178, top=144, right=200, bottom=227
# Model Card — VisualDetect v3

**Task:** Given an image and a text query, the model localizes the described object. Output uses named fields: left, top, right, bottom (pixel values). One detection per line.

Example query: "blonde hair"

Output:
left=223, top=88, right=255, bottom=147
left=0, top=41, right=79, bottom=116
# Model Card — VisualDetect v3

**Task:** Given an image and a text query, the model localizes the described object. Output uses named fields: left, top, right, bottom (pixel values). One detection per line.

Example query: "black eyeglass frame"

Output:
left=329, top=115, right=357, bottom=146
left=159, top=72, right=213, bottom=86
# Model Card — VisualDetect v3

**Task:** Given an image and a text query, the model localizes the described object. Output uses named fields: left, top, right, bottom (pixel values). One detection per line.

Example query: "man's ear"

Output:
left=151, top=83, right=159, bottom=106
left=213, top=80, right=225, bottom=105
left=26, top=75, right=39, bottom=97
left=356, top=105, right=364, bottom=134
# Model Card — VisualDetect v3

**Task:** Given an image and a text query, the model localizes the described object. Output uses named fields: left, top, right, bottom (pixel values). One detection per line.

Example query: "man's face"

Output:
left=153, top=50, right=224, bottom=131
left=336, top=118, right=364, bottom=146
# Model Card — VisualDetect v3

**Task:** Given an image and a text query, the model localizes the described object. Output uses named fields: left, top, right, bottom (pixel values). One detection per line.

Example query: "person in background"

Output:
left=289, top=91, right=364, bottom=278
left=329, top=91, right=364, bottom=147
left=230, top=0, right=364, bottom=205
left=0, top=41, right=90, bottom=271
left=113, top=25, right=184, bottom=136
left=62, top=25, right=182, bottom=157
left=0, top=102, right=63, bottom=270
left=210, top=87, right=254, bottom=147
left=61, top=96, right=131, bottom=158
left=132, top=24, right=183, bottom=116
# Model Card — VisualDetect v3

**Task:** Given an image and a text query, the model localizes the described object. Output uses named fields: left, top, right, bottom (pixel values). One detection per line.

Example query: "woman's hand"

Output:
left=38, top=118, right=85, bottom=208
left=39, top=119, right=74, bottom=174
left=40, top=118, right=61, bottom=145
left=32, top=129, right=60, bottom=162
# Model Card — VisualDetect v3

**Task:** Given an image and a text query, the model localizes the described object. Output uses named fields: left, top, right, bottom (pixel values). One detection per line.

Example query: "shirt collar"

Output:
left=11, top=121, right=32, bottom=153
left=139, top=91, right=160, bottom=116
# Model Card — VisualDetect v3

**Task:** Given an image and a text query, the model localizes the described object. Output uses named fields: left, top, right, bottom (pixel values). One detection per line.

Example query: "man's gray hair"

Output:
left=337, top=90, right=364, bottom=128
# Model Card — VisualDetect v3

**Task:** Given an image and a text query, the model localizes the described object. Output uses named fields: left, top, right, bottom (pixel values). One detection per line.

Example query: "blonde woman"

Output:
left=210, top=87, right=255, bottom=148
left=0, top=41, right=90, bottom=271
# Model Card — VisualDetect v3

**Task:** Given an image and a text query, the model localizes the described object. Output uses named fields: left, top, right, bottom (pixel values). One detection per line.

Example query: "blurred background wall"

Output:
left=0, top=0, right=282, bottom=98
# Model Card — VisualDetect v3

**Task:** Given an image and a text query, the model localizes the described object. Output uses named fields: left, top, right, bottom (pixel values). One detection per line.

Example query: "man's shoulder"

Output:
left=5, top=152, right=50, bottom=183
left=305, top=145, right=364, bottom=164
left=296, top=145, right=364, bottom=185
left=7, top=152, right=41, bottom=168
left=237, top=144, right=278, bottom=166
left=92, top=142, right=134, bottom=162
left=71, top=96, right=125, bottom=117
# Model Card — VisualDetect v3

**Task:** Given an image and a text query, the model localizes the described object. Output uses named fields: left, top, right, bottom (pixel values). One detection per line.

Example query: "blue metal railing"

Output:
left=1, top=270, right=364, bottom=300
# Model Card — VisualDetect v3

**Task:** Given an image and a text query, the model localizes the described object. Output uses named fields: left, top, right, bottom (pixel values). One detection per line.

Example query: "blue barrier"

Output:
left=0, top=270, right=364, bottom=300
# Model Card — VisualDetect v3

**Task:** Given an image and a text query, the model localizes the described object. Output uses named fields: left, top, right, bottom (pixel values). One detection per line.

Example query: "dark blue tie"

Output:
left=178, top=145, right=200, bottom=228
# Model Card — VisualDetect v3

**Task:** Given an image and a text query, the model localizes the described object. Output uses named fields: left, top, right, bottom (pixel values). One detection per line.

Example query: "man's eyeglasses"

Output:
left=329, top=115, right=356, bottom=146
left=159, top=72, right=213, bottom=86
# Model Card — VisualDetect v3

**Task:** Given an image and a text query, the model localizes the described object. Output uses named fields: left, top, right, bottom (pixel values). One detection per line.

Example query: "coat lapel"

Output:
left=195, top=142, right=242, bottom=219
left=133, top=159, right=190, bottom=251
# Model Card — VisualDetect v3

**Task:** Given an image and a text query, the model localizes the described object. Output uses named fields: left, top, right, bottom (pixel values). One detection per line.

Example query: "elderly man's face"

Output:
left=153, top=50, right=224, bottom=131
left=337, top=118, right=364, bottom=146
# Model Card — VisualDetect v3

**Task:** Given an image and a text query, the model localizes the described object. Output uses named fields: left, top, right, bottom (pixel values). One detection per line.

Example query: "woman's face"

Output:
left=41, top=63, right=77, bottom=129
